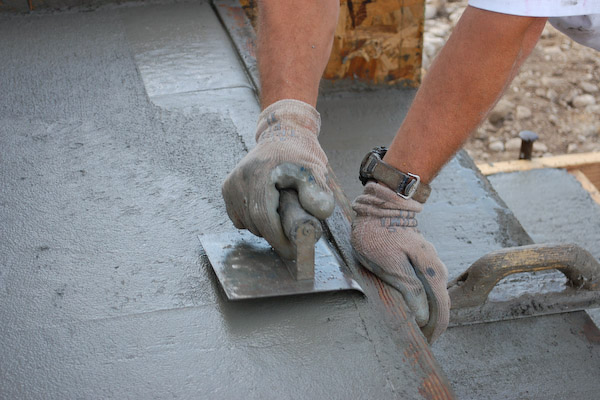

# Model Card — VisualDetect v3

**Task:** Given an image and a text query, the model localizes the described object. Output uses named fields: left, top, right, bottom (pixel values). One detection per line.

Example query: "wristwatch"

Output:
left=359, top=147, right=431, bottom=203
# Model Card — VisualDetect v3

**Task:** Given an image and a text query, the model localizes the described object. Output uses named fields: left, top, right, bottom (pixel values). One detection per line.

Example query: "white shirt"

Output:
left=469, top=0, right=600, bottom=17
left=468, top=1, right=600, bottom=50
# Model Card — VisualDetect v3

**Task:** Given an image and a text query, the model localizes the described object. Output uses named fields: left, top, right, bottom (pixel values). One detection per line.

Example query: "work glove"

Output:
left=351, top=182, right=450, bottom=343
left=222, top=99, right=335, bottom=260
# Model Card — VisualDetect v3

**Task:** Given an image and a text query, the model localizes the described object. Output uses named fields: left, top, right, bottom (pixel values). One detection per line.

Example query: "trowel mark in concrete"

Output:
left=122, top=1, right=259, bottom=147
left=123, top=1, right=251, bottom=98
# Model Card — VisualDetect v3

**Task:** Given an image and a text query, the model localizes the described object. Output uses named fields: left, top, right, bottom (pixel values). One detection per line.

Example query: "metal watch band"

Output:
left=359, top=147, right=431, bottom=204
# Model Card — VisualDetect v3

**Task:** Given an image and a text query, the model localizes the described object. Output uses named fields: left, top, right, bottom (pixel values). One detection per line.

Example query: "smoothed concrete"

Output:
left=0, top=4, right=409, bottom=399
left=433, top=311, right=600, bottom=400
left=3, top=2, right=599, bottom=398
left=488, top=168, right=600, bottom=261
left=123, top=2, right=252, bottom=98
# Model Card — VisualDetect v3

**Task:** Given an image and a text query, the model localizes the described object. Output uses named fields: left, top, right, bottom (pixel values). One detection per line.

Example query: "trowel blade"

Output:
left=199, top=230, right=364, bottom=300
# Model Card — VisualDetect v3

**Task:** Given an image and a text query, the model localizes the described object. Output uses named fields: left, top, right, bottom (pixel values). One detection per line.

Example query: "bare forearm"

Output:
left=257, top=0, right=340, bottom=109
left=385, top=7, right=547, bottom=183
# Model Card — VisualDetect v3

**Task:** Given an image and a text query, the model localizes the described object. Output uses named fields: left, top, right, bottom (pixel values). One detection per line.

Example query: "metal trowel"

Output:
left=200, top=190, right=364, bottom=300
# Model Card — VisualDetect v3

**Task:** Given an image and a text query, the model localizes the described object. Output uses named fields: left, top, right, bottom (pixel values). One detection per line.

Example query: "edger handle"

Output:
left=448, top=243, right=600, bottom=309
left=278, top=189, right=323, bottom=280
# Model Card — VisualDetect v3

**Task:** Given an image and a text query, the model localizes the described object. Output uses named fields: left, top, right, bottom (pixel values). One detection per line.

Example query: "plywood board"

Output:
left=238, top=0, right=424, bottom=86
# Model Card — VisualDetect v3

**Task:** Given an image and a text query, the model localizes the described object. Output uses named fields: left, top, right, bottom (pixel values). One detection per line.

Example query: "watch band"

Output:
left=359, top=147, right=431, bottom=204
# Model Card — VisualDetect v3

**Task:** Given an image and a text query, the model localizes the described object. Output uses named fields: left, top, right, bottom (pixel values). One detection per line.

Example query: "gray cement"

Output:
left=433, top=310, right=600, bottom=400
left=0, top=4, right=397, bottom=399
left=3, top=1, right=600, bottom=398
left=123, top=1, right=259, bottom=148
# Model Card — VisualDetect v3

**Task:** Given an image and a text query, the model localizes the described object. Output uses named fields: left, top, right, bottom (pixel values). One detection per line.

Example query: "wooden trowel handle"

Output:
left=278, top=189, right=323, bottom=280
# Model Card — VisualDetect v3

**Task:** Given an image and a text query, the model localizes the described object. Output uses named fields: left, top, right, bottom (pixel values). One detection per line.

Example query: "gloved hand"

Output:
left=222, top=99, right=335, bottom=260
left=351, top=182, right=450, bottom=342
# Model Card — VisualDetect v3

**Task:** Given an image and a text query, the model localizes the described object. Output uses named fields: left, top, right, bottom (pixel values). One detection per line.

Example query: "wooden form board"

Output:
left=477, top=152, right=600, bottom=206
left=239, top=0, right=424, bottom=86
left=571, top=170, right=600, bottom=206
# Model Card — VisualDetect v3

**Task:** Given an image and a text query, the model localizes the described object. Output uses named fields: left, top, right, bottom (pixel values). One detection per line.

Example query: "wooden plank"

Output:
left=476, top=152, right=600, bottom=176
left=577, top=163, right=600, bottom=191
left=570, top=169, right=600, bottom=206
left=238, top=0, right=424, bottom=86
left=213, top=2, right=455, bottom=398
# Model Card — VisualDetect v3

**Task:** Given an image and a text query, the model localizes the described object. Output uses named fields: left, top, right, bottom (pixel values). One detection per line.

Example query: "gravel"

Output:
left=423, top=0, right=600, bottom=162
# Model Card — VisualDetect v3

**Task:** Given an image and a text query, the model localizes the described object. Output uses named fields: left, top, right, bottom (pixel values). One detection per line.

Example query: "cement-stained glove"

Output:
left=222, top=99, right=334, bottom=260
left=351, top=182, right=450, bottom=342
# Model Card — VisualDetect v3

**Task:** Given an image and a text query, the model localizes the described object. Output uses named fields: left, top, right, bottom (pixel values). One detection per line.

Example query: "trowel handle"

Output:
left=279, top=189, right=323, bottom=245
left=278, top=189, right=323, bottom=280
left=448, top=243, right=600, bottom=309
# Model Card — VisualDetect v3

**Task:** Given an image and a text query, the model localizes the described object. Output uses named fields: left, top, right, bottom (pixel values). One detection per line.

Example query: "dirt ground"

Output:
left=424, top=1, right=600, bottom=163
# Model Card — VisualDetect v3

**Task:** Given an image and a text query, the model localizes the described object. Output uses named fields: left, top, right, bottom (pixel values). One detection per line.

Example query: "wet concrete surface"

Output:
left=0, top=3, right=440, bottom=399
left=433, top=311, right=600, bottom=400
left=3, top=1, right=600, bottom=398
left=123, top=1, right=259, bottom=148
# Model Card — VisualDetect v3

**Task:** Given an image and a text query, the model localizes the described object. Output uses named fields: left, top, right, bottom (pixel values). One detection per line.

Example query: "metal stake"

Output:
left=519, top=130, right=539, bottom=160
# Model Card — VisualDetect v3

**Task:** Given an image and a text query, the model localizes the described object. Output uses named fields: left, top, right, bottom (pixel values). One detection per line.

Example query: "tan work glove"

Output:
left=222, top=99, right=334, bottom=259
left=351, top=182, right=450, bottom=342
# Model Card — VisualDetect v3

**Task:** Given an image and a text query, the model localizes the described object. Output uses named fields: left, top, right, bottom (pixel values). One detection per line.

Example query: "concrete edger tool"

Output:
left=200, top=190, right=364, bottom=300
left=448, top=243, right=600, bottom=326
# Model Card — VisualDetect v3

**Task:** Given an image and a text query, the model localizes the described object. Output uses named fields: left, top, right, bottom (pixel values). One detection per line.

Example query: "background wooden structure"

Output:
left=239, top=0, right=425, bottom=86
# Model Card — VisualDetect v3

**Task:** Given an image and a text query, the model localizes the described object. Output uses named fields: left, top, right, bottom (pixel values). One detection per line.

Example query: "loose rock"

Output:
left=533, top=142, right=548, bottom=153
left=546, top=89, right=559, bottom=102
left=429, top=23, right=451, bottom=38
left=586, top=104, right=600, bottom=114
left=488, top=140, right=505, bottom=152
left=544, top=46, right=562, bottom=55
left=505, top=137, right=522, bottom=151
left=516, top=105, right=532, bottom=120
left=579, top=81, right=599, bottom=93
left=572, top=94, right=596, bottom=108
left=488, top=99, right=514, bottom=124
left=449, top=8, right=465, bottom=25
left=541, top=76, right=565, bottom=87
left=564, top=88, right=580, bottom=104
left=465, top=21, right=600, bottom=164
left=425, top=4, right=438, bottom=20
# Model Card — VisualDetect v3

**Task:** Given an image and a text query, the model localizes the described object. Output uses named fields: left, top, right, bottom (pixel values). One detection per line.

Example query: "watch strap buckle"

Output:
left=397, top=173, right=420, bottom=200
